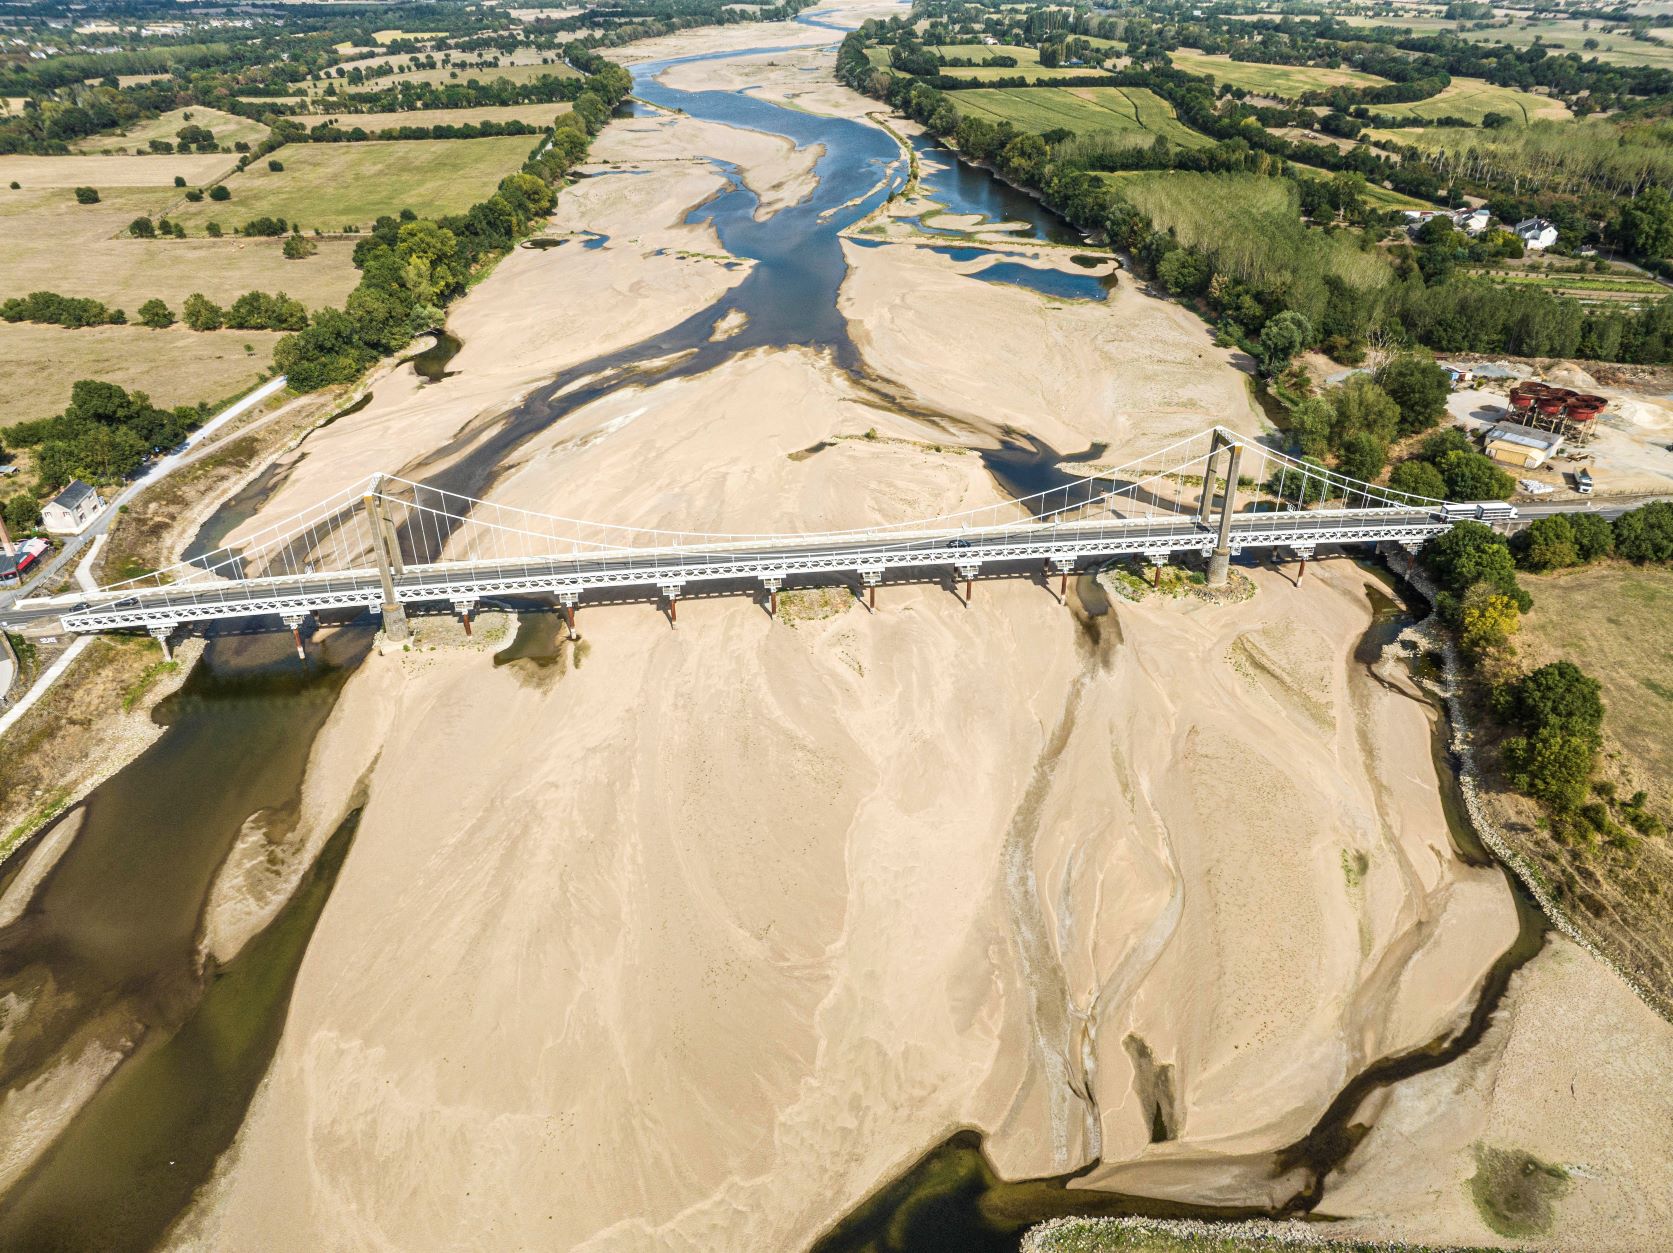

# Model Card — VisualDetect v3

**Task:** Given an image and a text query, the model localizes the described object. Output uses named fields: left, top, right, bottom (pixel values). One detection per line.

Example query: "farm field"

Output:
left=948, top=85, right=1209, bottom=146
left=0, top=183, right=361, bottom=309
left=1375, top=77, right=1570, bottom=124
left=1338, top=12, right=1673, bottom=69
left=300, top=101, right=572, bottom=131
left=0, top=322, right=282, bottom=426
left=310, top=55, right=579, bottom=95
left=1517, top=564, right=1673, bottom=793
left=1468, top=267, right=1668, bottom=304
left=70, top=106, right=271, bottom=154
left=865, top=43, right=1110, bottom=80
left=167, top=136, right=537, bottom=230
left=0, top=151, right=236, bottom=188
left=1166, top=48, right=1391, bottom=97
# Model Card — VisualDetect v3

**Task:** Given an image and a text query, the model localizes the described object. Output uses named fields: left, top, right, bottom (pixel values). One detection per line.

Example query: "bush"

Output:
left=282, top=234, right=318, bottom=260
left=240, top=216, right=288, bottom=237
left=184, top=188, right=204, bottom=202
left=182, top=293, right=225, bottom=331
left=268, top=159, right=284, bottom=172
left=129, top=216, right=156, bottom=239
left=137, top=298, right=175, bottom=329
left=208, top=184, right=231, bottom=202
left=1, top=291, right=119, bottom=329
left=206, top=221, right=223, bottom=238
left=1373, top=354, right=1451, bottom=435
left=1389, top=458, right=1448, bottom=501
left=73, top=186, right=100, bottom=204
left=173, top=175, right=186, bottom=188
left=1437, top=449, right=1515, bottom=501
left=1612, top=501, right=1673, bottom=562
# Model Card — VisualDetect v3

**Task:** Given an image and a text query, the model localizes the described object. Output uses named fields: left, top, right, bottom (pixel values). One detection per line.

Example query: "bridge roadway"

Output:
left=40, top=504, right=1450, bottom=635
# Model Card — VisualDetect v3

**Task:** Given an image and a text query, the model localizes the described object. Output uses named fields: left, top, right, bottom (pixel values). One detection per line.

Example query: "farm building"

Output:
left=1485, top=421, right=1563, bottom=469
left=1514, top=217, right=1559, bottom=249
left=41, top=480, right=106, bottom=535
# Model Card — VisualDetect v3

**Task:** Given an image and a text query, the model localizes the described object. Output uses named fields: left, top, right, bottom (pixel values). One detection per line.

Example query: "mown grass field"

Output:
left=169, top=135, right=535, bottom=230
left=310, top=54, right=579, bottom=95
left=0, top=322, right=281, bottom=426
left=948, top=85, right=1208, bottom=146
left=0, top=151, right=236, bottom=188
left=302, top=101, right=572, bottom=132
left=1375, top=77, right=1570, bottom=124
left=0, top=182, right=361, bottom=307
left=1166, top=49, right=1390, bottom=98
left=1517, top=564, right=1673, bottom=803
left=69, top=105, right=272, bottom=154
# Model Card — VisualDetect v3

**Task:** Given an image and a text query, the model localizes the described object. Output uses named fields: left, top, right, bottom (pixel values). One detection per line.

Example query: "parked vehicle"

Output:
left=1576, top=468, right=1594, bottom=495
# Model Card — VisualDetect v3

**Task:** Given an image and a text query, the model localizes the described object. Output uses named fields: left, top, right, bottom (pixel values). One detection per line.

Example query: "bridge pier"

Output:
left=859, top=566, right=884, bottom=612
left=282, top=612, right=308, bottom=660
left=1400, top=540, right=1422, bottom=577
left=1206, top=439, right=1244, bottom=587
left=1144, top=551, right=1169, bottom=587
left=365, top=480, right=409, bottom=643
left=557, top=589, right=580, bottom=640
left=761, top=572, right=785, bottom=618
left=954, top=562, right=980, bottom=605
left=148, top=622, right=176, bottom=662
left=452, top=599, right=478, bottom=636
left=659, top=582, right=683, bottom=627
left=1292, top=546, right=1315, bottom=582
left=1048, top=555, right=1074, bottom=602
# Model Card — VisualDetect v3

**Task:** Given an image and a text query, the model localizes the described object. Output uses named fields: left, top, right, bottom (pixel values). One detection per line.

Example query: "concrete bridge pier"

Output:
left=954, top=562, right=980, bottom=604
left=557, top=589, right=580, bottom=639
left=364, top=483, right=410, bottom=643
left=148, top=622, right=177, bottom=662
left=659, top=582, right=684, bottom=627
left=858, top=565, right=884, bottom=611
left=1047, top=554, right=1074, bottom=601
left=1206, top=439, right=1244, bottom=587
left=282, top=612, right=308, bottom=660
left=1292, top=546, right=1315, bottom=582
left=452, top=599, right=478, bottom=636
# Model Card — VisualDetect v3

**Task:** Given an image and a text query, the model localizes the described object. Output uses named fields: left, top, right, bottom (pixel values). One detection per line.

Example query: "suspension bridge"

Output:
left=30, top=428, right=1513, bottom=652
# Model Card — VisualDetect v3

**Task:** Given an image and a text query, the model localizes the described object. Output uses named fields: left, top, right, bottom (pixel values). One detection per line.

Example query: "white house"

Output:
left=1514, top=217, right=1559, bottom=250
left=41, top=479, right=106, bottom=535
left=1452, top=206, right=1490, bottom=235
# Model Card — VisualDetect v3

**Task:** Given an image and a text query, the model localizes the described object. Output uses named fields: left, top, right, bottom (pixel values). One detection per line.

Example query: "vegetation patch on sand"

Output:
left=169, top=136, right=538, bottom=231
left=1024, top=1215, right=1495, bottom=1251
left=1466, top=1144, right=1570, bottom=1240
left=1165, top=50, right=1390, bottom=98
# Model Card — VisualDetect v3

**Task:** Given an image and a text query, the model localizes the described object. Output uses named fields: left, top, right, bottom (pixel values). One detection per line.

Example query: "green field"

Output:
left=865, top=43, right=1110, bottom=81
left=1376, top=77, right=1570, bottom=125
left=1287, top=164, right=1431, bottom=211
left=70, top=106, right=272, bottom=155
left=1166, top=49, right=1390, bottom=98
left=1468, top=268, right=1668, bottom=304
left=169, top=135, right=536, bottom=231
left=949, top=86, right=1208, bottom=146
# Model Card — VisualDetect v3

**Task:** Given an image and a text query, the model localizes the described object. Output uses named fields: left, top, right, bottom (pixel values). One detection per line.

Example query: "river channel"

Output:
left=0, top=16, right=1543, bottom=1250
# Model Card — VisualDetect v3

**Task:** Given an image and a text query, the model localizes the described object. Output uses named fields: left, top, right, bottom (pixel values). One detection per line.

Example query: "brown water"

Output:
left=0, top=626, right=371, bottom=1250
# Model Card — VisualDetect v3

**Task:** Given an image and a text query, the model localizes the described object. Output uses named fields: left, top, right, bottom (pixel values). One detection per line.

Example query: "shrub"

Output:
left=184, top=188, right=204, bottom=202
left=137, top=298, right=175, bottom=329
left=1612, top=501, right=1673, bottom=562
left=282, top=234, right=317, bottom=260
left=129, top=216, right=156, bottom=239
left=206, top=221, right=223, bottom=238
left=173, top=175, right=186, bottom=188
left=1373, top=354, right=1452, bottom=435
left=268, top=159, right=284, bottom=172
left=208, top=184, right=231, bottom=202
left=1389, top=458, right=1447, bottom=501
left=182, top=293, right=225, bottom=331
left=73, top=186, right=100, bottom=204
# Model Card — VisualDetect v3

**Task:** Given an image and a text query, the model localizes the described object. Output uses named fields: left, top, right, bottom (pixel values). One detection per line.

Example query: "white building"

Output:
left=1453, top=206, right=1490, bottom=235
left=41, top=480, right=106, bottom=535
left=1514, top=217, right=1559, bottom=250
